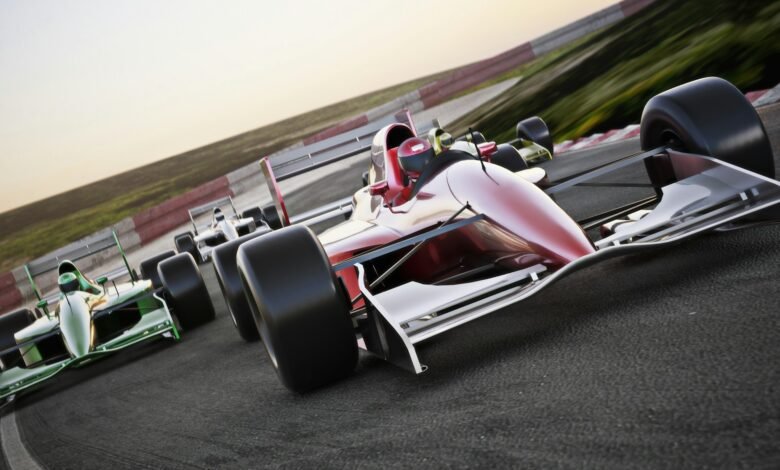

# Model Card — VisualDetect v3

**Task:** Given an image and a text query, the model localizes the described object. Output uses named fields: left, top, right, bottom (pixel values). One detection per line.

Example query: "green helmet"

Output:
left=58, top=272, right=80, bottom=294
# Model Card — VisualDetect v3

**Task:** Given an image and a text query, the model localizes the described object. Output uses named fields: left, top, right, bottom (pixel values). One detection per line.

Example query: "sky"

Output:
left=0, top=0, right=615, bottom=212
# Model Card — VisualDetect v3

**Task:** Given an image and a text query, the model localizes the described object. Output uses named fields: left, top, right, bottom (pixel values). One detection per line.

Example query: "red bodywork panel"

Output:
left=260, top=157, right=291, bottom=226
left=317, top=124, right=595, bottom=303
left=478, top=142, right=498, bottom=157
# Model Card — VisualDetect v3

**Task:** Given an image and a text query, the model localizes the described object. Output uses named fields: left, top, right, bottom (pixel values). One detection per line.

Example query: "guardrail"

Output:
left=0, top=111, right=441, bottom=312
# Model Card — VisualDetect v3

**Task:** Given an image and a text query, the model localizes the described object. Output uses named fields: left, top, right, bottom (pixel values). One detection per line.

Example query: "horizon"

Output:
left=0, top=0, right=615, bottom=213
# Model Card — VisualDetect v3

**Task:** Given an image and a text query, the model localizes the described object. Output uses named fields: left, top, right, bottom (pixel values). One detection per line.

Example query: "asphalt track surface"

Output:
left=2, top=104, right=779, bottom=469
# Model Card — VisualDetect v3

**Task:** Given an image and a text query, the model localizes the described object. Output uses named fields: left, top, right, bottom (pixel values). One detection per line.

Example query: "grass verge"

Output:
left=449, top=0, right=780, bottom=143
left=0, top=71, right=451, bottom=271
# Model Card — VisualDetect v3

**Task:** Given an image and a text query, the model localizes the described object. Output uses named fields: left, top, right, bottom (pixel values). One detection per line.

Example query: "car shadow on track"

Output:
left=215, top=225, right=772, bottom=402
left=9, top=337, right=178, bottom=414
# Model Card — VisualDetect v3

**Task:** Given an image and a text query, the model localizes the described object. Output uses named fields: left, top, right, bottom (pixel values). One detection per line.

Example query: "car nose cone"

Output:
left=59, top=294, right=92, bottom=358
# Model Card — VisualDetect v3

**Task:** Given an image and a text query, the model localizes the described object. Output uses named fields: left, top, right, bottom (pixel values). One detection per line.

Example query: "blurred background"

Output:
left=448, top=0, right=780, bottom=141
left=0, top=0, right=778, bottom=273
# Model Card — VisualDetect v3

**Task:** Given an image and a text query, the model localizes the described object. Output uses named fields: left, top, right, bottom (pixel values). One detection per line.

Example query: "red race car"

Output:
left=214, top=77, right=780, bottom=392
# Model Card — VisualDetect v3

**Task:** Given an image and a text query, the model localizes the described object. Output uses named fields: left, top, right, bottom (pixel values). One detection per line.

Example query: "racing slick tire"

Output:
left=362, top=171, right=370, bottom=187
left=0, top=308, right=36, bottom=371
left=490, top=143, right=530, bottom=172
left=516, top=117, right=554, bottom=157
left=140, top=250, right=176, bottom=289
left=470, top=131, right=487, bottom=144
left=212, top=232, right=265, bottom=342
left=158, top=253, right=215, bottom=331
left=641, top=77, right=775, bottom=185
left=237, top=225, right=358, bottom=393
left=262, top=203, right=283, bottom=230
left=242, top=207, right=265, bottom=228
left=174, top=232, right=199, bottom=263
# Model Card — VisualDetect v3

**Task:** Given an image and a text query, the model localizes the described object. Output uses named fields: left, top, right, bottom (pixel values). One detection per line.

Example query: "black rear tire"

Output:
left=641, top=77, right=775, bottom=185
left=361, top=171, right=370, bottom=187
left=516, top=117, right=553, bottom=157
left=237, top=225, right=357, bottom=393
left=490, top=143, right=529, bottom=172
left=0, top=308, right=36, bottom=371
left=174, top=232, right=199, bottom=263
left=242, top=207, right=265, bottom=228
left=139, top=250, right=176, bottom=289
left=158, top=253, right=215, bottom=331
left=212, top=232, right=265, bottom=342
left=262, top=203, right=283, bottom=230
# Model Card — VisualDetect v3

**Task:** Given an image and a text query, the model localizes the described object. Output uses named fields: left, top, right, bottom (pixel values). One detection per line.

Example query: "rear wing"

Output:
left=260, top=110, right=440, bottom=227
left=24, top=230, right=135, bottom=304
left=269, top=110, right=440, bottom=182
left=186, top=196, right=239, bottom=234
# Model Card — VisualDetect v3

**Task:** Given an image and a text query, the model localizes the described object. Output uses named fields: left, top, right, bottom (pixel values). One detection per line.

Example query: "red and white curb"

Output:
left=554, top=85, right=780, bottom=155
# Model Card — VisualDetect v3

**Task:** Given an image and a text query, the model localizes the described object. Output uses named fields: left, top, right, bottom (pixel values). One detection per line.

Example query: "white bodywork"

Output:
left=183, top=196, right=269, bottom=262
left=14, top=281, right=155, bottom=366
left=193, top=214, right=267, bottom=262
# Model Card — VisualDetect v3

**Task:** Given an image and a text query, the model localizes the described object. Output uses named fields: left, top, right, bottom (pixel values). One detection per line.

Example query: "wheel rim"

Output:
left=660, top=129, right=684, bottom=151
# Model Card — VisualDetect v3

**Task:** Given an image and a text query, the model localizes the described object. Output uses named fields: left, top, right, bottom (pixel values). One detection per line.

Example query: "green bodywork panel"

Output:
left=517, top=140, right=553, bottom=164
left=0, top=282, right=180, bottom=400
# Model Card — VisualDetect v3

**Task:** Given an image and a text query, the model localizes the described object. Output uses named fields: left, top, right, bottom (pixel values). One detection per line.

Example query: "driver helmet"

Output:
left=58, top=272, right=79, bottom=294
left=427, top=128, right=453, bottom=154
left=213, top=208, right=225, bottom=222
left=398, top=137, right=435, bottom=179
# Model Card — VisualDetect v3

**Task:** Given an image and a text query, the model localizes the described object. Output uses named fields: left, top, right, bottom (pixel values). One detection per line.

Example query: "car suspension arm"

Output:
left=339, top=204, right=481, bottom=307
left=369, top=203, right=474, bottom=290
left=544, top=145, right=668, bottom=195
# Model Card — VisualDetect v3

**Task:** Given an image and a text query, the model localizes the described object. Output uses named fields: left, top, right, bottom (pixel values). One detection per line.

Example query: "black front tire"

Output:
left=242, top=207, right=265, bottom=228
left=262, top=203, right=283, bottom=230
left=237, top=225, right=357, bottom=393
left=470, top=131, right=486, bottom=144
left=641, top=77, right=775, bottom=185
left=212, top=232, right=265, bottom=342
left=158, top=253, right=215, bottom=331
left=139, top=250, right=176, bottom=289
left=174, top=232, right=199, bottom=263
left=0, top=308, right=36, bottom=371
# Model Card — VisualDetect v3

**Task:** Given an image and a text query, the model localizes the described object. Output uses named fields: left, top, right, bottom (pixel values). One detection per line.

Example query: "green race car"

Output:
left=426, top=116, right=554, bottom=166
left=0, top=231, right=214, bottom=401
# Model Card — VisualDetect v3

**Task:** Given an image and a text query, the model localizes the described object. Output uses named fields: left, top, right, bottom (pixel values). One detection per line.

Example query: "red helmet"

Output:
left=397, top=137, right=435, bottom=179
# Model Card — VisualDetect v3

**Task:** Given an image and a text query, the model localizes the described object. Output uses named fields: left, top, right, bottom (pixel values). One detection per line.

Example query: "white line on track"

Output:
left=1, top=403, right=43, bottom=470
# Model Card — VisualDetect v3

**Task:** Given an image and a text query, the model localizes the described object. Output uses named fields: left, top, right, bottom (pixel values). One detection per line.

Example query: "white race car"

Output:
left=173, top=197, right=278, bottom=263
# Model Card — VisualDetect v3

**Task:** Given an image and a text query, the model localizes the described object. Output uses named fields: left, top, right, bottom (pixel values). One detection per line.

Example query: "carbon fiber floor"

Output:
left=6, top=104, right=780, bottom=469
